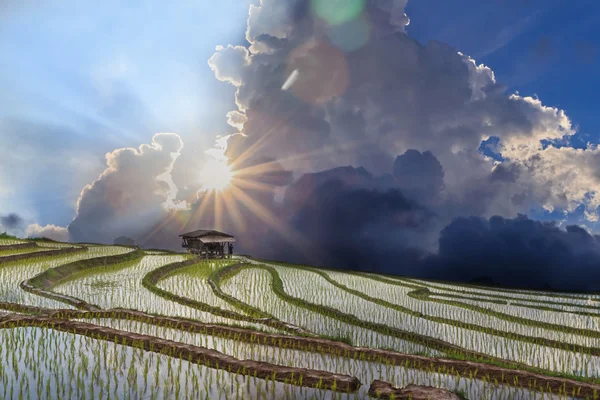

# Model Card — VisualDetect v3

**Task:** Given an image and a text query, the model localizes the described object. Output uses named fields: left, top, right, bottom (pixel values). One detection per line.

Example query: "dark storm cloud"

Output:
left=277, top=164, right=600, bottom=291
left=428, top=215, right=600, bottom=292
left=262, top=154, right=443, bottom=273
left=283, top=165, right=374, bottom=212
left=393, top=150, right=445, bottom=202
left=281, top=172, right=434, bottom=275
left=265, top=156, right=600, bottom=292
left=0, top=213, right=23, bottom=230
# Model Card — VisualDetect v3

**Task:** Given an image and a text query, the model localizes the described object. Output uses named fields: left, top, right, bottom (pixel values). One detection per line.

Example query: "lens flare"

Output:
left=327, top=15, right=370, bottom=52
left=311, top=0, right=365, bottom=26
left=282, top=69, right=300, bottom=91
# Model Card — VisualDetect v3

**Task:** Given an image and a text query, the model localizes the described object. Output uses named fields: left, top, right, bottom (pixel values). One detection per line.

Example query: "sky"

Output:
left=408, top=0, right=600, bottom=145
left=407, top=0, right=600, bottom=224
left=0, top=0, right=254, bottom=227
left=2, top=0, right=600, bottom=290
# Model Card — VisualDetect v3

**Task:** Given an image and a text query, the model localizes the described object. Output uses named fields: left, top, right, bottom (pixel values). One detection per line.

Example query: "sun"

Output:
left=199, top=158, right=234, bottom=192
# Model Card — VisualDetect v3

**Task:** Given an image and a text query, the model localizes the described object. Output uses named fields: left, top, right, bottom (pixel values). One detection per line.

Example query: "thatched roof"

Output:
left=179, top=229, right=236, bottom=243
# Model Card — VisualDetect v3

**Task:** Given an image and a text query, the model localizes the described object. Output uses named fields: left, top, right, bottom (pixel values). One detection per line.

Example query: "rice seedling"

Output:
left=0, top=325, right=584, bottom=399
left=0, top=245, right=133, bottom=309
left=237, top=259, right=600, bottom=379
left=53, top=255, right=273, bottom=331
left=0, top=243, right=598, bottom=399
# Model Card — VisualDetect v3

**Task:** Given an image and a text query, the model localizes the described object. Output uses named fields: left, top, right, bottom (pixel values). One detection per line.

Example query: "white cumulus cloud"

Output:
left=26, top=224, right=70, bottom=242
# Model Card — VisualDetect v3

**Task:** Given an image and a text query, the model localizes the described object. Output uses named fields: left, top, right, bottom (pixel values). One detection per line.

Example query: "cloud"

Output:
left=67, top=133, right=186, bottom=243
left=0, top=213, right=23, bottom=230
left=207, top=0, right=596, bottom=227
left=269, top=161, right=600, bottom=291
left=507, top=145, right=600, bottom=221
left=393, top=150, right=445, bottom=202
left=26, top=223, right=70, bottom=242
left=429, top=215, right=600, bottom=292
left=278, top=164, right=435, bottom=273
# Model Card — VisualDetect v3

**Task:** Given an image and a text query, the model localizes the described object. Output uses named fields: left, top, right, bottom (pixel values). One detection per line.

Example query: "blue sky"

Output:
left=1, top=0, right=599, bottom=232
left=408, top=0, right=600, bottom=148
left=0, top=0, right=253, bottom=226
left=406, top=0, right=600, bottom=225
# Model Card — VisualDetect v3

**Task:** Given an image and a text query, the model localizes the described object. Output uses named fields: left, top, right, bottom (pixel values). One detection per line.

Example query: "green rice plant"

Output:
left=3, top=242, right=600, bottom=399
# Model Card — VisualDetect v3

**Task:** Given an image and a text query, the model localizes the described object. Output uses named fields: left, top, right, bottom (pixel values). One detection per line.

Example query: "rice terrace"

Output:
left=0, top=230, right=599, bottom=399
left=4, top=0, right=600, bottom=399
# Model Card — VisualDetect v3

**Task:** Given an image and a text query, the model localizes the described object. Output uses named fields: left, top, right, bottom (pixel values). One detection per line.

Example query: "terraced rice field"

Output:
left=1, top=239, right=600, bottom=399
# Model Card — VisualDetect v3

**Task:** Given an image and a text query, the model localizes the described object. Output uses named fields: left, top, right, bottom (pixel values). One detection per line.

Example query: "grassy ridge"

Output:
left=36, top=308, right=600, bottom=399
left=0, top=242, right=38, bottom=251
left=0, top=315, right=362, bottom=393
left=233, top=261, right=600, bottom=386
left=221, top=263, right=517, bottom=365
left=401, top=277, right=600, bottom=313
left=325, top=270, right=600, bottom=357
left=0, top=245, right=87, bottom=264
left=141, top=259, right=307, bottom=334
left=20, top=248, right=143, bottom=310
left=259, top=258, right=600, bottom=350
left=208, top=263, right=278, bottom=319
left=346, top=271, right=600, bottom=340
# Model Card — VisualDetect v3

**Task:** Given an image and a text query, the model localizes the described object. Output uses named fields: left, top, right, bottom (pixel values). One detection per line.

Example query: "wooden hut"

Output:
left=179, top=229, right=236, bottom=259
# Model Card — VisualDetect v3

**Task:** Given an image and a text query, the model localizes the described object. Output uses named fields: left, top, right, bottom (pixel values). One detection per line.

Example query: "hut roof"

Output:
left=179, top=229, right=236, bottom=243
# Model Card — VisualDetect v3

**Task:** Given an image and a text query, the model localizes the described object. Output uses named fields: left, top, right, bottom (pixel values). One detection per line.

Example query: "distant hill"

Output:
left=114, top=236, right=135, bottom=246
